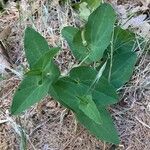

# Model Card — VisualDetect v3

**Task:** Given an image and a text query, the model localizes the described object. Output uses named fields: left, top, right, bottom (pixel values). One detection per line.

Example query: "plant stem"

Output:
left=108, top=28, right=114, bottom=82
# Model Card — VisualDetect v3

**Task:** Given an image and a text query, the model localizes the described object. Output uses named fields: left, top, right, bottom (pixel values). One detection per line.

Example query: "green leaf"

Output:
left=73, top=30, right=91, bottom=62
left=78, top=94, right=101, bottom=125
left=81, top=0, right=100, bottom=10
left=62, top=27, right=91, bottom=62
left=102, top=26, right=137, bottom=58
left=83, top=3, right=116, bottom=62
left=72, top=0, right=100, bottom=11
left=75, top=107, right=120, bottom=144
left=33, top=48, right=59, bottom=70
left=61, top=26, right=87, bottom=62
left=50, top=77, right=100, bottom=124
left=79, top=2, right=91, bottom=21
left=70, top=66, right=97, bottom=82
left=50, top=77, right=102, bottom=124
left=11, top=75, right=49, bottom=115
left=70, top=66, right=118, bottom=106
left=50, top=78, right=119, bottom=144
left=97, top=27, right=138, bottom=89
left=62, top=3, right=116, bottom=64
left=11, top=55, right=60, bottom=115
left=61, top=26, right=79, bottom=47
left=103, top=52, right=137, bottom=89
left=113, top=26, right=137, bottom=54
left=24, top=27, right=51, bottom=68
left=49, top=66, right=118, bottom=111
left=11, top=27, right=60, bottom=115
left=49, top=77, right=87, bottom=111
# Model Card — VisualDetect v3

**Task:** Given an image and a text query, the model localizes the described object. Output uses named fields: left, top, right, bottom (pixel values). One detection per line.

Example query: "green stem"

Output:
left=108, top=28, right=114, bottom=82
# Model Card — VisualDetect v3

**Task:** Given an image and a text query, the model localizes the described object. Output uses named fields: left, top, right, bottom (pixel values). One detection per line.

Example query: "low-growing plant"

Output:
left=11, top=3, right=139, bottom=144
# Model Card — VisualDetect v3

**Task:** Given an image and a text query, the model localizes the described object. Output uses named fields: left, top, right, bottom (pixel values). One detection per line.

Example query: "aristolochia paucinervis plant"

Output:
left=11, top=3, right=139, bottom=144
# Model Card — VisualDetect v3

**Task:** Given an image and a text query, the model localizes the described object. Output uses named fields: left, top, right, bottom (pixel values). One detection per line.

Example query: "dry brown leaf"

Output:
left=0, top=26, right=11, bottom=41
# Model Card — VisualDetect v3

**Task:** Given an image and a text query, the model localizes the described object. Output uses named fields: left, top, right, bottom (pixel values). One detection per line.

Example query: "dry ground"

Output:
left=0, top=0, right=150, bottom=150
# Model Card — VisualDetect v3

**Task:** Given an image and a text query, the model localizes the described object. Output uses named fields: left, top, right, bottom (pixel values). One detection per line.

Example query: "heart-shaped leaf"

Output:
left=62, top=3, right=116, bottom=64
